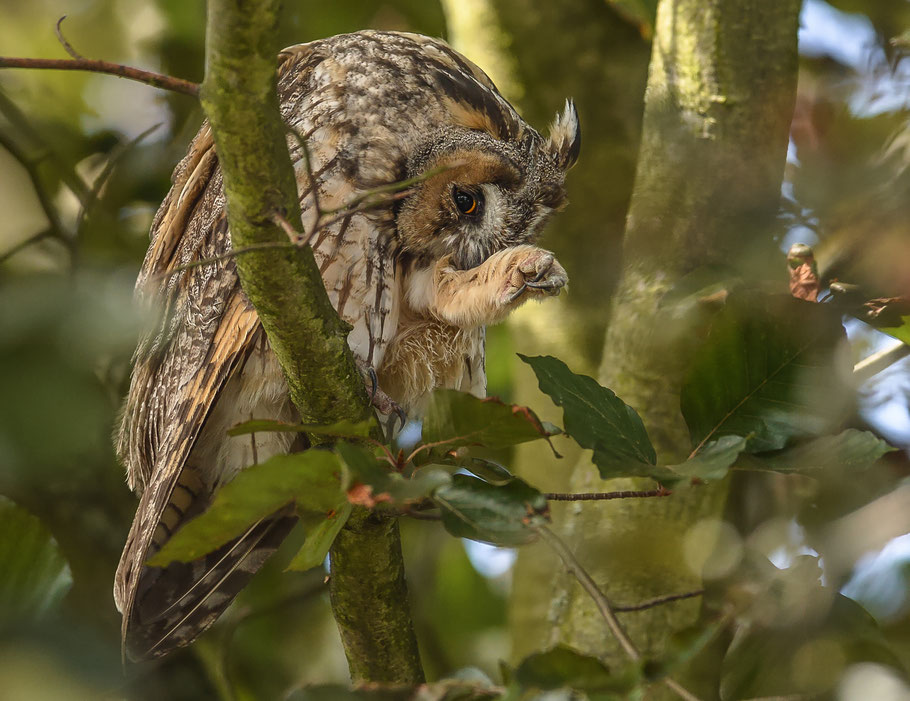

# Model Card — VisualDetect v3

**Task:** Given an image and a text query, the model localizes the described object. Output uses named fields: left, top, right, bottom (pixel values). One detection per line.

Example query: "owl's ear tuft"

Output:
left=545, top=99, right=581, bottom=171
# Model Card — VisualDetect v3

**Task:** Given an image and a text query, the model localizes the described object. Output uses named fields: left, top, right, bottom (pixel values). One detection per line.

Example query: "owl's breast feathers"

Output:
left=115, top=30, right=575, bottom=661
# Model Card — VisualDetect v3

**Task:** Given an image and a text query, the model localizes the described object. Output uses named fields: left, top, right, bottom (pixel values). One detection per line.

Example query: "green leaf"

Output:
left=721, top=592, right=902, bottom=699
left=514, top=645, right=638, bottom=694
left=287, top=502, right=352, bottom=572
left=287, top=681, right=503, bottom=700
left=149, top=451, right=344, bottom=565
left=336, top=442, right=452, bottom=505
left=422, top=389, right=560, bottom=451
left=0, top=496, right=72, bottom=621
left=743, top=429, right=894, bottom=474
left=877, top=315, right=910, bottom=346
left=680, top=294, right=849, bottom=453
left=433, top=474, right=548, bottom=546
left=228, top=417, right=375, bottom=439
left=665, top=435, right=748, bottom=483
left=519, top=354, right=657, bottom=477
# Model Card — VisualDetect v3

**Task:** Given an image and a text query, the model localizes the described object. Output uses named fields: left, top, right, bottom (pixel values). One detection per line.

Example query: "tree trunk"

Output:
left=201, top=0, right=423, bottom=683
left=548, top=0, right=800, bottom=695
left=441, top=0, right=651, bottom=659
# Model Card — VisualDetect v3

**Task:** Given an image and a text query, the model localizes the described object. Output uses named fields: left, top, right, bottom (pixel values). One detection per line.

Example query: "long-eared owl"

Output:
left=114, top=30, right=580, bottom=660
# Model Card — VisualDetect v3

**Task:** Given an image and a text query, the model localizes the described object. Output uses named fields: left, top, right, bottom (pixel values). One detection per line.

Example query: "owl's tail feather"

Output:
left=124, top=508, right=297, bottom=661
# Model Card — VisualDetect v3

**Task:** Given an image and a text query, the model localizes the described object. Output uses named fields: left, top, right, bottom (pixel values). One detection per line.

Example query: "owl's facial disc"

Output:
left=397, top=145, right=566, bottom=270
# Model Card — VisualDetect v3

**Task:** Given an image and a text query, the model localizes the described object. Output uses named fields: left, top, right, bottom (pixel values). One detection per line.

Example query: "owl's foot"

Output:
left=504, top=249, right=568, bottom=304
left=358, top=363, right=407, bottom=439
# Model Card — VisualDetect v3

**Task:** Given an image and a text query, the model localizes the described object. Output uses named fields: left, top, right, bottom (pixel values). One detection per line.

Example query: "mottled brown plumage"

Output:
left=114, top=30, right=580, bottom=661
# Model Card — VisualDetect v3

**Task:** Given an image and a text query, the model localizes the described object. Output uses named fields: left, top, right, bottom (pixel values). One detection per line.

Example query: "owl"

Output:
left=114, top=30, right=580, bottom=661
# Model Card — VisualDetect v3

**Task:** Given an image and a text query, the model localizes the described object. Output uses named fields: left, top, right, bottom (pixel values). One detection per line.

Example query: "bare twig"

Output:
left=0, top=56, right=199, bottom=97
left=75, top=122, right=162, bottom=242
left=535, top=525, right=702, bottom=701
left=287, top=125, right=323, bottom=225
left=854, top=340, right=910, bottom=383
left=613, top=589, right=704, bottom=612
left=0, top=130, right=74, bottom=263
left=54, top=16, right=84, bottom=60
left=0, top=90, right=91, bottom=204
left=151, top=240, right=298, bottom=283
left=152, top=167, right=444, bottom=284
left=270, top=210, right=303, bottom=242
left=545, top=488, right=671, bottom=502
left=0, top=228, right=55, bottom=265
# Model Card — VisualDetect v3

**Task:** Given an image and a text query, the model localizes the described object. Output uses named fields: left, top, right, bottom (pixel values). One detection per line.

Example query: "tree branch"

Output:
left=0, top=56, right=199, bottom=96
left=535, top=525, right=702, bottom=701
left=545, top=489, right=670, bottom=502
left=200, top=0, right=422, bottom=683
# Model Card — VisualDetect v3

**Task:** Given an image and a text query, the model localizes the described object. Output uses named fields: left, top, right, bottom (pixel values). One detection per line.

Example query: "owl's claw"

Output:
left=366, top=367, right=379, bottom=400
left=504, top=249, right=567, bottom=305
left=356, top=360, right=407, bottom=441
left=507, top=283, right=529, bottom=303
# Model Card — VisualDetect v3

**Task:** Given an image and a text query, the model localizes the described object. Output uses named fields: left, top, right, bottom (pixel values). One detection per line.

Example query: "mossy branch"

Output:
left=200, top=0, right=423, bottom=683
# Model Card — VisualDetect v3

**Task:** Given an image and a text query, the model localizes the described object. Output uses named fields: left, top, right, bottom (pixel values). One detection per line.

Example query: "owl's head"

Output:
left=390, top=46, right=580, bottom=270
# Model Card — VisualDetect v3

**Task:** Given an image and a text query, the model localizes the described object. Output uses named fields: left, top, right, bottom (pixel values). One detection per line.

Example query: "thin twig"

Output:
left=613, top=590, right=704, bottom=612
left=0, top=90, right=92, bottom=204
left=0, top=130, right=74, bottom=262
left=854, top=340, right=910, bottom=383
left=0, top=228, right=54, bottom=265
left=0, top=56, right=199, bottom=96
left=545, top=488, right=671, bottom=502
left=287, top=125, right=323, bottom=223
left=270, top=210, right=303, bottom=242
left=534, top=525, right=640, bottom=660
left=153, top=161, right=451, bottom=284
left=75, top=122, right=162, bottom=243
left=54, top=16, right=84, bottom=60
left=151, top=240, right=298, bottom=283
left=534, top=525, right=703, bottom=701
left=399, top=510, right=442, bottom=521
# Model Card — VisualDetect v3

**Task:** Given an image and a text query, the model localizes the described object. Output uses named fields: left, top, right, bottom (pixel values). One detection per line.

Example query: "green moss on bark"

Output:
left=201, top=0, right=422, bottom=683
left=549, top=0, right=801, bottom=696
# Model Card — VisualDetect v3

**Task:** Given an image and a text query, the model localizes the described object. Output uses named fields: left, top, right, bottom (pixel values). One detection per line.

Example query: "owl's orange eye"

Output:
left=453, top=187, right=480, bottom=216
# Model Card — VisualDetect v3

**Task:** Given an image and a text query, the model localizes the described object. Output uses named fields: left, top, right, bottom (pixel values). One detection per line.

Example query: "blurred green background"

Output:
left=1, top=1, right=908, bottom=699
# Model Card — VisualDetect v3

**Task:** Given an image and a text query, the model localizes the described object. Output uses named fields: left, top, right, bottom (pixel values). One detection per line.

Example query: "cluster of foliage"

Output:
left=1, top=0, right=910, bottom=699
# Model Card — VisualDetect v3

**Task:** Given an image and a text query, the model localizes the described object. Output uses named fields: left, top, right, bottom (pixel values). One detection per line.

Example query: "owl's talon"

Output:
left=508, top=283, right=529, bottom=303
left=525, top=279, right=557, bottom=290
left=366, top=367, right=379, bottom=400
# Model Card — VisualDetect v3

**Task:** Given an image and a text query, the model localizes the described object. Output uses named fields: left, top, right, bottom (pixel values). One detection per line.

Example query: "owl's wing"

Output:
left=113, top=122, right=280, bottom=656
left=115, top=44, right=402, bottom=660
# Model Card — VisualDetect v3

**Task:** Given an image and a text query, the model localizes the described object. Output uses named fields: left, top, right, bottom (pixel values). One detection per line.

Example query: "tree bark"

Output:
left=550, top=0, right=800, bottom=695
left=441, top=0, right=652, bottom=659
left=201, top=0, right=423, bottom=684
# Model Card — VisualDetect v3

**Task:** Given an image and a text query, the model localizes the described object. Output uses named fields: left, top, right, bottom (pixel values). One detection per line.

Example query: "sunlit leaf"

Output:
left=721, top=592, right=902, bottom=699
left=741, top=429, right=894, bottom=474
left=433, top=474, right=548, bottom=547
left=665, top=436, right=748, bottom=483
left=421, top=389, right=560, bottom=451
left=680, top=294, right=849, bottom=453
left=287, top=502, right=352, bottom=572
left=286, top=681, right=502, bottom=700
left=0, top=496, right=72, bottom=621
left=228, top=417, right=375, bottom=439
left=149, top=451, right=344, bottom=565
left=514, top=645, right=638, bottom=694
left=520, top=354, right=657, bottom=478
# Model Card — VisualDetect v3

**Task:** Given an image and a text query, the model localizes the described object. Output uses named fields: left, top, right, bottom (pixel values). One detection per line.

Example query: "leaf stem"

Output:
left=544, top=488, right=670, bottom=502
